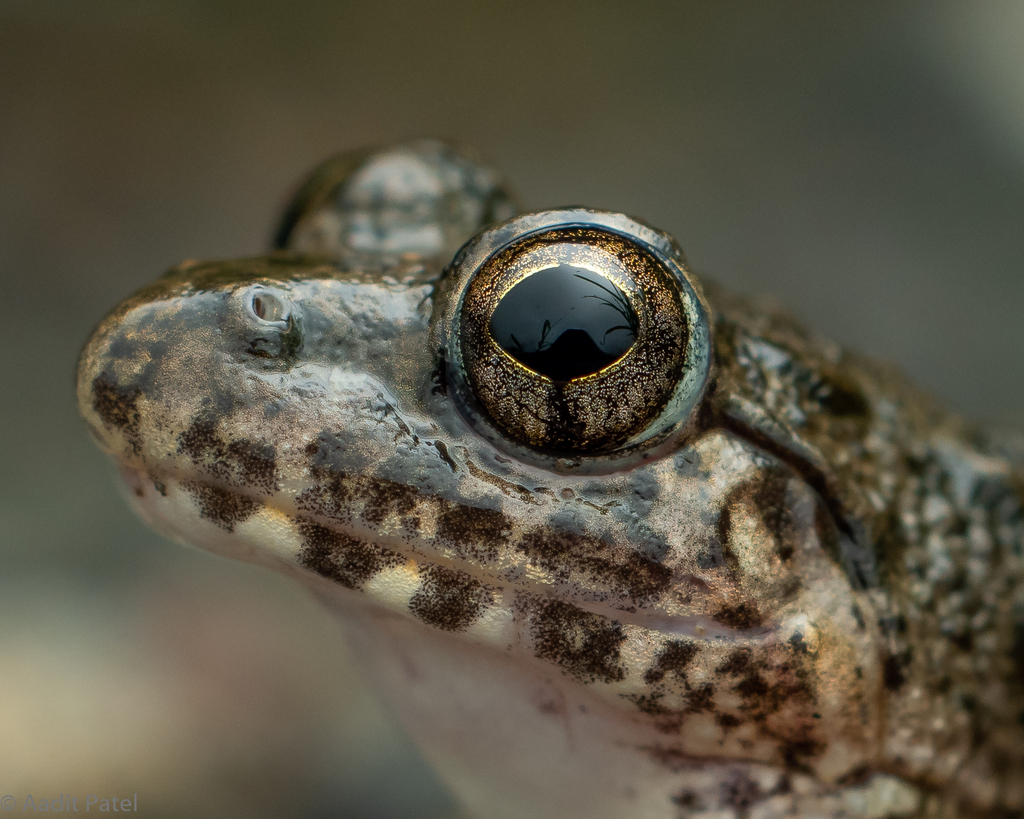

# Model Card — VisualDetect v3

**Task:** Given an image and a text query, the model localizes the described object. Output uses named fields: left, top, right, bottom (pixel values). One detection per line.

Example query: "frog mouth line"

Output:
left=116, top=465, right=778, bottom=644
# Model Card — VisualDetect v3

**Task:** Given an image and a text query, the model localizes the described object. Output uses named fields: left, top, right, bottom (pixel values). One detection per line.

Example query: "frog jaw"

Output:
left=103, top=418, right=883, bottom=792
left=115, top=462, right=910, bottom=819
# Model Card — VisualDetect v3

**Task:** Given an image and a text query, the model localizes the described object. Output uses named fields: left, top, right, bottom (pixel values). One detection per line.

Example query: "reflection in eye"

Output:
left=488, top=265, right=638, bottom=381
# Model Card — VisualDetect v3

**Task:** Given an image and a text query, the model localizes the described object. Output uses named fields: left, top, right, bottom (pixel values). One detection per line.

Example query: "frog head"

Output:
left=78, top=141, right=923, bottom=819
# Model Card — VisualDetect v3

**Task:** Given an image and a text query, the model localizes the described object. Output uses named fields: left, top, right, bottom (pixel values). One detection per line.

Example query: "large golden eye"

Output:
left=436, top=210, right=712, bottom=463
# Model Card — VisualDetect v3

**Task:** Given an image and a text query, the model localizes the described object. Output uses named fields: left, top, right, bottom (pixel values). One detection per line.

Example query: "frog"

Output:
left=77, top=139, right=1024, bottom=819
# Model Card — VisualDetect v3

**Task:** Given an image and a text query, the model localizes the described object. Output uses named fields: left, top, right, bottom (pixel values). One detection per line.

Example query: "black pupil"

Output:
left=488, top=265, right=638, bottom=381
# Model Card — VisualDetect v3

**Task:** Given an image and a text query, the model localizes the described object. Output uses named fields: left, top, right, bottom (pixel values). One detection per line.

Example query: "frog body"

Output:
left=78, top=141, right=1024, bottom=819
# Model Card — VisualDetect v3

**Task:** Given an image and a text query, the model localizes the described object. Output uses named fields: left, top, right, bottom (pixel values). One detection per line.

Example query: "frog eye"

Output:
left=438, top=210, right=712, bottom=461
left=275, top=139, right=517, bottom=261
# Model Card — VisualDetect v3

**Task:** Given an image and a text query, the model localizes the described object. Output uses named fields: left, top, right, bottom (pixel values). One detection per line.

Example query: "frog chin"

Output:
left=114, top=465, right=306, bottom=571
left=115, top=462, right=891, bottom=793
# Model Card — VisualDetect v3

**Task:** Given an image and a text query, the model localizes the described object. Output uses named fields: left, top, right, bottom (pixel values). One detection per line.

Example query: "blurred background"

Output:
left=2, top=2, right=1022, bottom=817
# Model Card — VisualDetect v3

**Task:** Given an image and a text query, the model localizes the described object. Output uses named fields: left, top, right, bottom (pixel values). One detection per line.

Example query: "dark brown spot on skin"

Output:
left=718, top=649, right=752, bottom=676
left=304, top=430, right=363, bottom=475
left=685, top=683, right=716, bottom=714
left=226, top=439, right=278, bottom=494
left=816, top=373, right=870, bottom=418
left=296, top=472, right=355, bottom=524
left=178, top=415, right=278, bottom=494
left=528, top=597, right=627, bottom=684
left=722, top=771, right=764, bottom=811
left=780, top=735, right=824, bottom=771
left=360, top=480, right=419, bottom=525
left=409, top=564, right=492, bottom=632
left=297, top=517, right=403, bottom=590
left=91, top=372, right=143, bottom=454
left=436, top=504, right=511, bottom=563
left=695, top=539, right=730, bottom=571
left=715, top=646, right=815, bottom=725
left=949, top=630, right=974, bottom=652
left=300, top=439, right=428, bottom=532
left=735, top=671, right=770, bottom=700
left=671, top=790, right=701, bottom=810
left=178, top=415, right=221, bottom=462
left=106, top=331, right=167, bottom=376
left=644, top=640, right=699, bottom=685
left=878, top=614, right=908, bottom=636
left=519, top=529, right=673, bottom=604
left=714, top=505, right=737, bottom=573
left=713, top=602, right=763, bottom=630
left=630, top=644, right=717, bottom=727
left=883, top=653, right=907, bottom=691
left=873, top=508, right=908, bottom=589
left=716, top=713, right=741, bottom=728
left=182, top=481, right=261, bottom=531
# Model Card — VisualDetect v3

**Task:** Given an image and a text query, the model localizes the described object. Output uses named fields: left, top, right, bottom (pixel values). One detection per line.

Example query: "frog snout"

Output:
left=76, top=291, right=223, bottom=461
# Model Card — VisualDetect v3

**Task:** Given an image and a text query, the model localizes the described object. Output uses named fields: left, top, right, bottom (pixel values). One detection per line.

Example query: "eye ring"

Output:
left=433, top=209, right=712, bottom=469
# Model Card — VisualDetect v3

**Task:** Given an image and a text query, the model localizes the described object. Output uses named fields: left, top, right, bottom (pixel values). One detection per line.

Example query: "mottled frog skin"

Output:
left=77, top=140, right=1024, bottom=819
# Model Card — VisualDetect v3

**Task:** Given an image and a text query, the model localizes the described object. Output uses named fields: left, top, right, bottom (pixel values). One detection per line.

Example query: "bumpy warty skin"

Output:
left=77, top=143, right=1024, bottom=819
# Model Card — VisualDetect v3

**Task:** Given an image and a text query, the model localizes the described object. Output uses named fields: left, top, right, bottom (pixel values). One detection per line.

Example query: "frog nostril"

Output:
left=241, top=285, right=302, bottom=361
left=250, top=291, right=288, bottom=323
